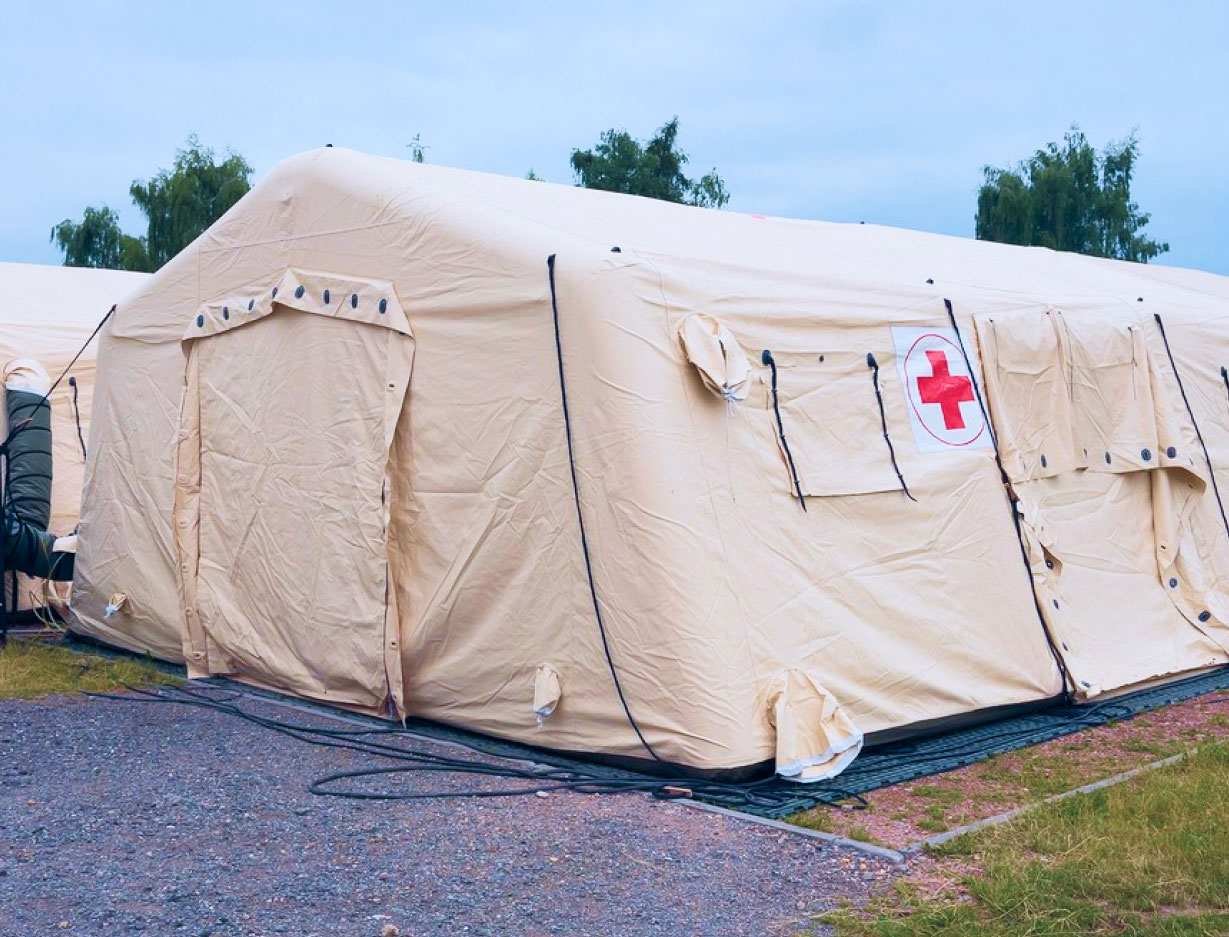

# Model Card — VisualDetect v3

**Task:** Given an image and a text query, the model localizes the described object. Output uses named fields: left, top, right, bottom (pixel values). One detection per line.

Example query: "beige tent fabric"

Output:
left=68, top=148, right=1229, bottom=778
left=677, top=313, right=752, bottom=402
left=0, top=263, right=147, bottom=609
left=765, top=669, right=863, bottom=781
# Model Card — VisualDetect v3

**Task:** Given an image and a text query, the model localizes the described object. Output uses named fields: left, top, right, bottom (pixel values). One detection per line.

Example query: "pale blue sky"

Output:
left=2, top=1, right=1226, bottom=272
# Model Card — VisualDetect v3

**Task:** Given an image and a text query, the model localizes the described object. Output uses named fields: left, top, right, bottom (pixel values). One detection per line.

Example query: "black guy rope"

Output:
left=546, top=255, right=664, bottom=764
left=866, top=352, right=916, bottom=502
left=942, top=299, right=1072, bottom=698
left=761, top=349, right=807, bottom=511
left=1153, top=314, right=1229, bottom=543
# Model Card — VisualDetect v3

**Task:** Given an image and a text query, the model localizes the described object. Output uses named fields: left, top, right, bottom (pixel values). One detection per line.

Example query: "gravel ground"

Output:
left=0, top=691, right=892, bottom=937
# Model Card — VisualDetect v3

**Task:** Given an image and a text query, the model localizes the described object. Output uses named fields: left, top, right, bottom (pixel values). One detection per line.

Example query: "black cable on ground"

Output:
left=866, top=352, right=916, bottom=502
left=82, top=668, right=1229, bottom=817
left=84, top=683, right=827, bottom=812
left=1152, top=314, right=1229, bottom=544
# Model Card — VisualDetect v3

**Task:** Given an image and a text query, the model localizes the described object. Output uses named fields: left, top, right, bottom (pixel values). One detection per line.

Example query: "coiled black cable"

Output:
left=84, top=683, right=847, bottom=811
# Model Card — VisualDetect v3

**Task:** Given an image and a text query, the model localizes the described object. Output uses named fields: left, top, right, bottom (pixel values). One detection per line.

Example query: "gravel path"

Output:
left=0, top=692, right=891, bottom=937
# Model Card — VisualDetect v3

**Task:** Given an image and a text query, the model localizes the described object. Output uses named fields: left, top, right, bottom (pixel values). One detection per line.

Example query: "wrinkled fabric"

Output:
left=766, top=669, right=863, bottom=781
left=69, top=148, right=1229, bottom=777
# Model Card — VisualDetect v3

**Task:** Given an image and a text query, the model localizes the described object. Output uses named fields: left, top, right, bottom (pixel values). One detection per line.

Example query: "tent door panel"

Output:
left=178, top=307, right=406, bottom=709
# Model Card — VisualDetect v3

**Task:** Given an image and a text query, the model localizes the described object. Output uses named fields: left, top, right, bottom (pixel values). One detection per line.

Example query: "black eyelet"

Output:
left=1166, top=447, right=1177, bottom=458
left=1104, top=452, right=1112, bottom=464
left=196, top=314, right=205, bottom=328
left=1169, top=578, right=1178, bottom=588
left=323, top=289, right=330, bottom=304
left=247, top=299, right=255, bottom=311
left=378, top=298, right=388, bottom=314
left=1141, top=448, right=1152, bottom=461
left=295, top=285, right=305, bottom=299
left=1052, top=599, right=1060, bottom=609
left=1040, top=454, right=1048, bottom=469
left=351, top=294, right=358, bottom=308
left=1198, top=611, right=1212, bottom=622
left=222, top=307, right=229, bottom=320
left=272, top=286, right=278, bottom=298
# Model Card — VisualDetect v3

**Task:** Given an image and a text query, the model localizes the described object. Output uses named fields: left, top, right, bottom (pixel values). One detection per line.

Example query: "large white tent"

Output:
left=67, top=149, right=1229, bottom=779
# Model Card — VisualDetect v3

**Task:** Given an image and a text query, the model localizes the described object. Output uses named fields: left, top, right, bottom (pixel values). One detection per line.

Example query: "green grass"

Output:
left=819, top=741, right=1229, bottom=936
left=0, top=637, right=181, bottom=700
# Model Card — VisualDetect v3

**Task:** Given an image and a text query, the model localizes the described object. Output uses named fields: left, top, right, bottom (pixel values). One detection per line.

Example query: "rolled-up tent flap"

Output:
left=767, top=669, right=864, bottom=782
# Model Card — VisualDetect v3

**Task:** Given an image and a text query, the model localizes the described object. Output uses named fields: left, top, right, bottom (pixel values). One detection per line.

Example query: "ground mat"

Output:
left=62, top=635, right=1229, bottom=821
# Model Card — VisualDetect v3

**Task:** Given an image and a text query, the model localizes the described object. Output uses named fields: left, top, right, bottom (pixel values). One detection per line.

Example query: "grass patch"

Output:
left=0, top=638, right=180, bottom=700
left=820, top=741, right=1229, bottom=936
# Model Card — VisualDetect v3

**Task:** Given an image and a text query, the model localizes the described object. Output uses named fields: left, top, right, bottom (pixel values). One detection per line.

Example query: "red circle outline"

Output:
left=903, top=332, right=986, bottom=447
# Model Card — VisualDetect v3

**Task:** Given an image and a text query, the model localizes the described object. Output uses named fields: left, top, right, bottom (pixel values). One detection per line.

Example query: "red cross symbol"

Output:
left=916, top=349, right=975, bottom=430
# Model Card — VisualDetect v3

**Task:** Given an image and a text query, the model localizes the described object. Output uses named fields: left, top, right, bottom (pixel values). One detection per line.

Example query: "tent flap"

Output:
left=766, top=669, right=863, bottom=783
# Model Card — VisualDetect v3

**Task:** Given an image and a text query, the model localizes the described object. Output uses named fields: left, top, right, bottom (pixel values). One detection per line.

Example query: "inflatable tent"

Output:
left=0, top=262, right=148, bottom=609
left=69, top=149, right=1229, bottom=779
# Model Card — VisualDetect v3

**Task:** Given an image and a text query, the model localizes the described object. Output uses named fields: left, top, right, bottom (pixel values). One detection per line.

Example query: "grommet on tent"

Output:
left=323, top=289, right=330, bottom=304
left=378, top=298, right=388, bottom=314
left=1052, top=599, right=1060, bottom=609
left=1199, top=611, right=1212, bottom=622
left=1040, top=454, right=1048, bottom=469
left=1169, top=578, right=1178, bottom=588
left=295, top=285, right=305, bottom=299
left=350, top=293, right=358, bottom=308
left=247, top=299, right=254, bottom=311
left=611, top=246, right=621, bottom=253
left=1166, top=446, right=1177, bottom=458
left=1137, top=297, right=1144, bottom=302
left=1045, top=558, right=1054, bottom=569
left=272, top=286, right=279, bottom=298
left=222, top=306, right=229, bottom=320
left=925, top=278, right=934, bottom=285
left=196, top=314, right=205, bottom=328
left=1105, top=452, right=1112, bottom=464
left=1141, top=448, right=1152, bottom=461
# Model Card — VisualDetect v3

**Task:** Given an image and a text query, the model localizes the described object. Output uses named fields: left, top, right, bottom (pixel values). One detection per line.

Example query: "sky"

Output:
left=2, top=1, right=1227, bottom=273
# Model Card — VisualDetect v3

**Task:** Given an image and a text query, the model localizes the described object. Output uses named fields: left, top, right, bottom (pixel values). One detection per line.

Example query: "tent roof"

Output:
left=196, top=147, right=1226, bottom=320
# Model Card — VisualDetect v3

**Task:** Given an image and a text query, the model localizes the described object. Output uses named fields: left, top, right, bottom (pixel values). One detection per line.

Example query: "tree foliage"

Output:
left=50, top=206, right=146, bottom=271
left=50, top=135, right=252, bottom=271
left=975, top=126, right=1167, bottom=262
left=571, top=117, right=729, bottom=209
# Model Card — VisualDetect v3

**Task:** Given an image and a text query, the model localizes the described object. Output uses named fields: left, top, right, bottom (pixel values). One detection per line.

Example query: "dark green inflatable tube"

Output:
left=3, top=386, right=72, bottom=581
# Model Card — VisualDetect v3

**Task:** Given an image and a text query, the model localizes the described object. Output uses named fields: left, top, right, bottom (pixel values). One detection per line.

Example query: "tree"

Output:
left=975, top=126, right=1167, bottom=262
left=50, top=205, right=147, bottom=270
left=129, top=135, right=252, bottom=270
left=570, top=117, right=730, bottom=208
left=50, top=136, right=252, bottom=271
